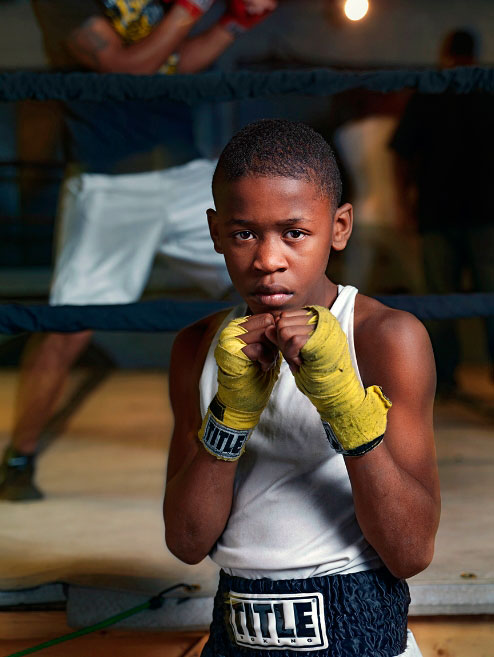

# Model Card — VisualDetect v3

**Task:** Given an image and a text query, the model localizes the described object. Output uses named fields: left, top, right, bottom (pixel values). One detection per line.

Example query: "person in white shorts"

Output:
left=51, top=159, right=230, bottom=305
left=0, top=0, right=278, bottom=500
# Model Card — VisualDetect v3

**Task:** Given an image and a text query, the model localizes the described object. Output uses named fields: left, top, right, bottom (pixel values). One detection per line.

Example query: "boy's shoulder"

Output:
left=353, top=293, right=433, bottom=387
left=354, top=293, right=424, bottom=337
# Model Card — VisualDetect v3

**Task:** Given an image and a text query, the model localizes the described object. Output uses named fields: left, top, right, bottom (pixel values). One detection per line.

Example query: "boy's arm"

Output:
left=272, top=303, right=440, bottom=579
left=163, top=311, right=238, bottom=564
left=164, top=310, right=279, bottom=564
left=347, top=305, right=440, bottom=579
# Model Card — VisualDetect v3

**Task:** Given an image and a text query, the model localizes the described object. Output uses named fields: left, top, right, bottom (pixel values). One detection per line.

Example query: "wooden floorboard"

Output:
left=0, top=611, right=207, bottom=656
left=1, top=612, right=494, bottom=657
left=409, top=616, right=494, bottom=657
left=181, top=635, right=210, bottom=657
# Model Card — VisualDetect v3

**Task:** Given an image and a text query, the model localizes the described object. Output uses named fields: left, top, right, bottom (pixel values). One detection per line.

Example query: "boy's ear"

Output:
left=207, top=208, right=223, bottom=254
left=331, top=203, right=353, bottom=251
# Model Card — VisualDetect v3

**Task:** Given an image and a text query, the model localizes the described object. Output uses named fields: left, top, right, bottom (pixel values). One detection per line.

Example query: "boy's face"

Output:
left=208, top=175, right=352, bottom=314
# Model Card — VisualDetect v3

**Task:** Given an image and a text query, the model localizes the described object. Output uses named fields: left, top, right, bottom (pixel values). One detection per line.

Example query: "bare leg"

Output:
left=11, top=330, right=93, bottom=455
left=1, top=330, right=93, bottom=500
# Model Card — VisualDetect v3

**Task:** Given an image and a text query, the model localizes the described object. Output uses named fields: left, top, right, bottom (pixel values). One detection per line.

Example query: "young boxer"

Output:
left=164, top=119, right=440, bottom=656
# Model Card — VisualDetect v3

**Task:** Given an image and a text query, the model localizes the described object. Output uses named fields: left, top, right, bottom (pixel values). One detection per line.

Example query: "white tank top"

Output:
left=199, top=285, right=383, bottom=579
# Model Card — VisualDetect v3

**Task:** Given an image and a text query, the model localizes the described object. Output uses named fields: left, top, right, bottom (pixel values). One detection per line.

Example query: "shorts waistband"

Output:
left=202, top=567, right=410, bottom=657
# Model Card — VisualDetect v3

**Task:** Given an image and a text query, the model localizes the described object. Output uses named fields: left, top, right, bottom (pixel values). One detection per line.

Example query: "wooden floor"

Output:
left=0, top=610, right=209, bottom=657
left=1, top=612, right=493, bottom=656
left=1, top=364, right=494, bottom=656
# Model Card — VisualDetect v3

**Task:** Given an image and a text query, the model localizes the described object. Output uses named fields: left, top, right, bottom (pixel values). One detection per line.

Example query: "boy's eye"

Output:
left=235, top=230, right=254, bottom=240
left=286, top=230, right=304, bottom=239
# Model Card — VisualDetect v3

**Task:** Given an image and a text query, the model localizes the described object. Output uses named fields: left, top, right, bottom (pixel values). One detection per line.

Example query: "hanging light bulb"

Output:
left=344, top=0, right=369, bottom=21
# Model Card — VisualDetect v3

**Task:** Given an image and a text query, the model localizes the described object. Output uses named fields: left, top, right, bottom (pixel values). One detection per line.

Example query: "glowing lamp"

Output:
left=344, top=0, right=369, bottom=21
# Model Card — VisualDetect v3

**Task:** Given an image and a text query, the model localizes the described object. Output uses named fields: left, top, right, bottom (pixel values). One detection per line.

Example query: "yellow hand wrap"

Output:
left=199, top=316, right=281, bottom=461
left=295, top=306, right=392, bottom=456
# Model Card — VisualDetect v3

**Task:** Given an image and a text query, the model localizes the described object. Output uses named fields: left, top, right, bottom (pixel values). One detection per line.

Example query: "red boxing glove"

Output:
left=175, top=0, right=215, bottom=18
left=220, top=0, right=274, bottom=34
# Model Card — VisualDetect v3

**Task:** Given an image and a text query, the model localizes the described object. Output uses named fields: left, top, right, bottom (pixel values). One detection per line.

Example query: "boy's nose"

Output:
left=253, top=237, right=288, bottom=273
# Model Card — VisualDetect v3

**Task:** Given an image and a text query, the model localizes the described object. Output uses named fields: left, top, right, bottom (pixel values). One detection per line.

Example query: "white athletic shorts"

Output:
left=50, top=159, right=231, bottom=305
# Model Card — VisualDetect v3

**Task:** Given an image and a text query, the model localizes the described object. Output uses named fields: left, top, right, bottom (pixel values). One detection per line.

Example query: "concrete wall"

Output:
left=0, top=0, right=47, bottom=69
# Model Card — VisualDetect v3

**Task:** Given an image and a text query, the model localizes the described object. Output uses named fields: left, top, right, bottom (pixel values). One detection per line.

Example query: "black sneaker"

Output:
left=0, top=445, right=43, bottom=501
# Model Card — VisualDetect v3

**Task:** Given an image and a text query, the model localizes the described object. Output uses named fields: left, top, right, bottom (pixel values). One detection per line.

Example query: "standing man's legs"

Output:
left=12, top=331, right=93, bottom=456
left=1, top=172, right=96, bottom=500
left=0, top=331, right=92, bottom=501
left=1, top=162, right=231, bottom=501
left=1, top=169, right=167, bottom=500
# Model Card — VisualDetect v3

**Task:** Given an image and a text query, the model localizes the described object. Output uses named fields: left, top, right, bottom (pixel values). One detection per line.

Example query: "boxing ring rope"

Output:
left=1, top=66, right=493, bottom=103
left=1, top=294, right=494, bottom=335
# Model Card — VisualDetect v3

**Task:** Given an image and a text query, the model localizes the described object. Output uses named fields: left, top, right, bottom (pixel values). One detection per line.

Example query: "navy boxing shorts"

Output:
left=201, top=567, right=410, bottom=657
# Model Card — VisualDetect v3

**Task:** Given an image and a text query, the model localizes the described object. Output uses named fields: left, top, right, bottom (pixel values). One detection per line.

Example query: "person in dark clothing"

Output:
left=391, top=29, right=494, bottom=397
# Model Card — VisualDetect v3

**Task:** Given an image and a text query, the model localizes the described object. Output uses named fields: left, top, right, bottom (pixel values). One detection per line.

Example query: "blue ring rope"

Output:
left=1, top=294, right=494, bottom=335
left=1, top=67, right=493, bottom=104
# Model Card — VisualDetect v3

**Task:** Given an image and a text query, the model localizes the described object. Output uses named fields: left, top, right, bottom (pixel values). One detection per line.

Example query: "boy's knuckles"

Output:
left=278, top=327, right=309, bottom=345
left=288, top=335, right=308, bottom=352
left=242, top=343, right=262, bottom=361
left=241, top=328, right=264, bottom=343
left=241, top=314, right=274, bottom=332
left=294, top=334, right=309, bottom=347
left=277, top=326, right=292, bottom=341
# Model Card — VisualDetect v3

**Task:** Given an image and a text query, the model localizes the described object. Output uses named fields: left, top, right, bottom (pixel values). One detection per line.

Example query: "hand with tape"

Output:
left=220, top=0, right=278, bottom=35
left=199, top=314, right=281, bottom=461
left=271, top=306, right=392, bottom=457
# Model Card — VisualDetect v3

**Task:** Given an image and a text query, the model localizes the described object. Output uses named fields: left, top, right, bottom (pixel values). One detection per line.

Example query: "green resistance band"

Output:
left=6, top=583, right=200, bottom=657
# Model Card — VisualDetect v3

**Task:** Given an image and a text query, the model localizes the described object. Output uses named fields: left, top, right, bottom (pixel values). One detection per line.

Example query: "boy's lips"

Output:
left=251, top=285, right=294, bottom=307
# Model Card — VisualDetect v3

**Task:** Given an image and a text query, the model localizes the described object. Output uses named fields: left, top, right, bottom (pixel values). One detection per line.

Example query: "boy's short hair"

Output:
left=213, top=119, right=342, bottom=210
